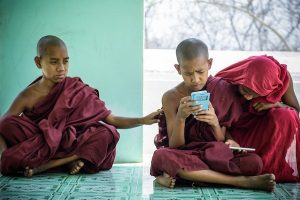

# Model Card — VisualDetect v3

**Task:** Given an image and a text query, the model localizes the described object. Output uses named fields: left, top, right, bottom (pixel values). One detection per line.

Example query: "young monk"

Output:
left=215, top=55, right=300, bottom=182
left=151, top=38, right=276, bottom=192
left=0, top=35, right=160, bottom=177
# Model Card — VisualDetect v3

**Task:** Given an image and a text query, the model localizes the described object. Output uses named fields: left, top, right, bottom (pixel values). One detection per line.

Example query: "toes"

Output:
left=271, top=174, right=276, bottom=181
left=156, top=175, right=176, bottom=188
left=70, top=167, right=79, bottom=174
left=163, top=172, right=170, bottom=178
left=24, top=167, right=29, bottom=176
left=170, top=178, right=176, bottom=188
left=70, top=161, right=84, bottom=175
left=268, top=174, right=276, bottom=181
left=78, top=161, right=84, bottom=167
left=24, top=167, right=33, bottom=177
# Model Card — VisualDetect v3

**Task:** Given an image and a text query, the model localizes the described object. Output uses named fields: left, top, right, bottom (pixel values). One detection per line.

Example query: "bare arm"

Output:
left=103, top=110, right=160, bottom=129
left=0, top=92, right=27, bottom=159
left=163, top=93, right=201, bottom=148
left=1, top=91, right=28, bottom=119
left=281, top=72, right=300, bottom=112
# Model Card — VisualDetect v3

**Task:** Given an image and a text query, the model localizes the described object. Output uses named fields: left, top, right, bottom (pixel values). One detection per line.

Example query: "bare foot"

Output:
left=156, top=172, right=176, bottom=188
left=24, top=165, right=48, bottom=177
left=24, top=166, right=34, bottom=177
left=68, top=160, right=84, bottom=175
left=241, top=174, right=276, bottom=192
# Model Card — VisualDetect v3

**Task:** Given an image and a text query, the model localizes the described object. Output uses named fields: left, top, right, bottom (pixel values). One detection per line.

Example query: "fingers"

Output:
left=208, top=102, right=214, bottom=110
left=180, top=96, right=191, bottom=104
left=179, top=97, right=202, bottom=117
left=194, top=114, right=215, bottom=124
left=156, top=108, right=163, bottom=113
left=253, top=102, right=263, bottom=111
left=253, top=102, right=274, bottom=112
left=225, top=139, right=240, bottom=147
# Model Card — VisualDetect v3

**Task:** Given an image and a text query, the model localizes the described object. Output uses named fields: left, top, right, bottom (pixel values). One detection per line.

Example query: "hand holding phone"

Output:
left=191, top=90, right=210, bottom=111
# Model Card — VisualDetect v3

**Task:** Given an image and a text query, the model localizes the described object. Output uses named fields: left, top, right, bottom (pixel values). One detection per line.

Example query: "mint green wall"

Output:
left=0, top=0, right=144, bottom=162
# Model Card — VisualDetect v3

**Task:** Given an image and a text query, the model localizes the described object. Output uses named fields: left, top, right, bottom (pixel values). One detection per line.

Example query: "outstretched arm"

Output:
left=103, top=109, right=161, bottom=129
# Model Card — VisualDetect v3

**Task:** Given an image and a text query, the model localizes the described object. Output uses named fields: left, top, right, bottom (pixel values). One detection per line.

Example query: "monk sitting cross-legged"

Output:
left=151, top=38, right=276, bottom=192
left=0, top=35, right=160, bottom=177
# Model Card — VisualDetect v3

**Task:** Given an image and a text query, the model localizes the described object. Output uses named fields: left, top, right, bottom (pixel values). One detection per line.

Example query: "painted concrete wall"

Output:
left=0, top=0, right=144, bottom=162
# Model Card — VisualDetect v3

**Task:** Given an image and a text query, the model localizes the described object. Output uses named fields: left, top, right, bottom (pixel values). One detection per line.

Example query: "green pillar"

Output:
left=0, top=0, right=144, bottom=162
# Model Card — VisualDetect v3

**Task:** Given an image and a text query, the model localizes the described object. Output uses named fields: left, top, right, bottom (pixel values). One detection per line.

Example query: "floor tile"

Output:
left=0, top=158, right=299, bottom=200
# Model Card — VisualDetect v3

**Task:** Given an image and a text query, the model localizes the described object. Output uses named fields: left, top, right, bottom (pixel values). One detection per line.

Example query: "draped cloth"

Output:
left=151, top=76, right=263, bottom=181
left=0, top=77, right=120, bottom=175
left=215, top=55, right=300, bottom=182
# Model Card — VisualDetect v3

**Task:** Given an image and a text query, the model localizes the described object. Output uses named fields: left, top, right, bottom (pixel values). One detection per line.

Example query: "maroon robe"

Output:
left=151, top=76, right=263, bottom=181
left=215, top=55, right=300, bottom=182
left=0, top=77, right=120, bottom=175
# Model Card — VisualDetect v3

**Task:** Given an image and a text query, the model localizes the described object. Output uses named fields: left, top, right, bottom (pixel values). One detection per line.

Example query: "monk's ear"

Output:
left=208, top=58, right=213, bottom=70
left=34, top=56, right=42, bottom=69
left=174, top=64, right=181, bottom=75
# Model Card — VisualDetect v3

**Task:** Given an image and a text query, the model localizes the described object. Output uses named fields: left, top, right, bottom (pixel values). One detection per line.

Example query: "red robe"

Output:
left=0, top=77, right=120, bottom=175
left=151, top=76, right=263, bottom=182
left=215, top=55, right=300, bottom=182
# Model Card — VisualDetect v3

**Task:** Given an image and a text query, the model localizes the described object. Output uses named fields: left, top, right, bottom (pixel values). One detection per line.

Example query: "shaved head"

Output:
left=37, top=35, right=66, bottom=57
left=176, top=38, right=209, bottom=63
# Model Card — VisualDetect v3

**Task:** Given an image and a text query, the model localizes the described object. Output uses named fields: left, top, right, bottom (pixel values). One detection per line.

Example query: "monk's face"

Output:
left=35, top=45, right=69, bottom=83
left=238, top=85, right=259, bottom=100
left=175, top=57, right=212, bottom=92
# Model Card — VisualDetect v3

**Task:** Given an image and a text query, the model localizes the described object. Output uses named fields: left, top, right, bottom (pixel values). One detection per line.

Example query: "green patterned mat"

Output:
left=0, top=164, right=299, bottom=199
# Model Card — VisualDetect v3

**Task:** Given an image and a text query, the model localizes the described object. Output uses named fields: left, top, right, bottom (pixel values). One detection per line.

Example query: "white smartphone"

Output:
left=229, top=146, right=256, bottom=152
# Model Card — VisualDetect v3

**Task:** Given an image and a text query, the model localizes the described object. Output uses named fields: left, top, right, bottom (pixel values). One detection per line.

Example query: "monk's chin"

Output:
left=54, top=77, right=66, bottom=82
left=191, top=86, right=204, bottom=92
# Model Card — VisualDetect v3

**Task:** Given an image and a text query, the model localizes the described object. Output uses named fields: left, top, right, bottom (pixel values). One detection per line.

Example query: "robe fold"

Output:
left=0, top=77, right=119, bottom=175
left=151, top=76, right=263, bottom=181
left=215, top=55, right=300, bottom=182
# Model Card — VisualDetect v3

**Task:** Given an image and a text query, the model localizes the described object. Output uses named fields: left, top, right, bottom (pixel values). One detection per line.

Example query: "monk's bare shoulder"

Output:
left=5, top=82, right=50, bottom=116
left=4, top=87, right=32, bottom=116
left=162, top=83, right=186, bottom=109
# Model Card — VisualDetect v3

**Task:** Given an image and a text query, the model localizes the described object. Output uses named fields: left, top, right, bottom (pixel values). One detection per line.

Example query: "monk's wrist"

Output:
left=211, top=124, right=225, bottom=141
left=139, top=117, right=145, bottom=125
left=175, top=114, right=186, bottom=123
left=276, top=102, right=284, bottom=108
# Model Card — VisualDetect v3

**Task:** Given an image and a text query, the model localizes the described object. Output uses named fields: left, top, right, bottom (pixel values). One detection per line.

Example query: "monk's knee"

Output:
left=0, top=116, right=19, bottom=140
left=151, top=148, right=169, bottom=165
left=0, top=116, right=15, bottom=132
left=240, top=153, right=263, bottom=175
